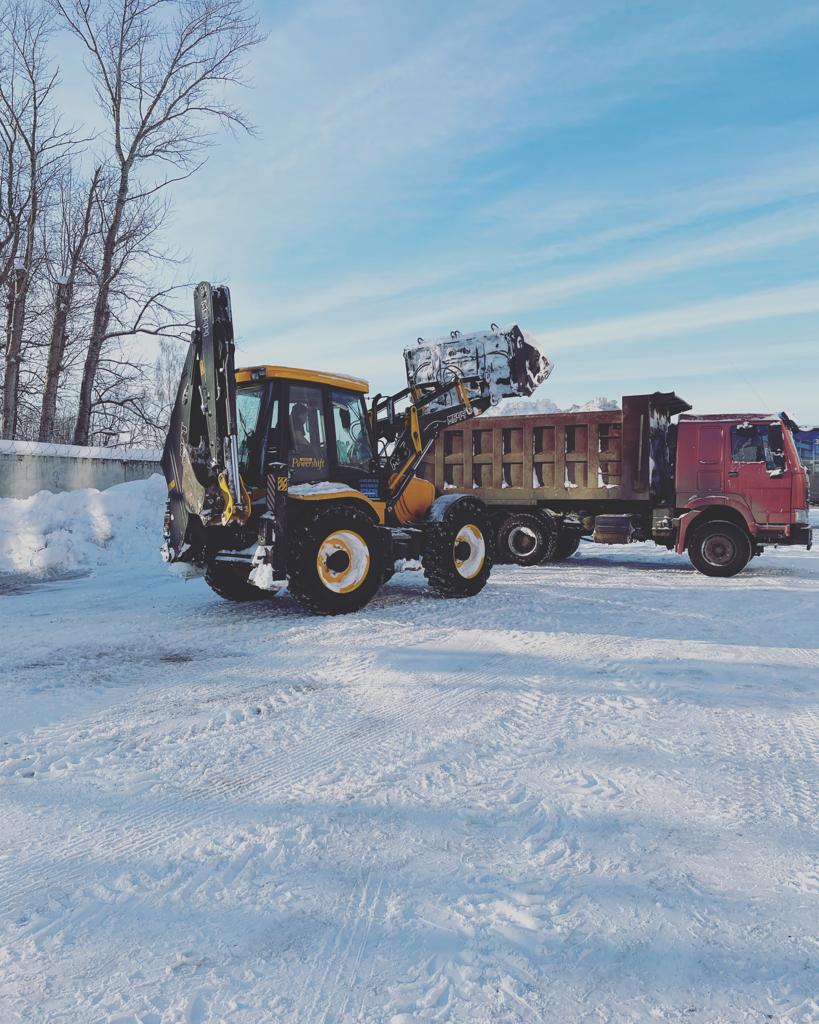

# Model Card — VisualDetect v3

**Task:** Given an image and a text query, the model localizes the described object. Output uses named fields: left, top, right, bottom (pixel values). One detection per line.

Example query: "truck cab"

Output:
left=675, top=412, right=812, bottom=571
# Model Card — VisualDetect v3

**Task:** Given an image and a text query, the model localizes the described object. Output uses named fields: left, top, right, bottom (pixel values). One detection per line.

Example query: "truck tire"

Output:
left=687, top=521, right=752, bottom=578
left=205, top=559, right=273, bottom=602
left=423, top=497, right=493, bottom=597
left=288, top=504, right=385, bottom=614
left=496, top=512, right=555, bottom=567
left=550, top=532, right=581, bottom=562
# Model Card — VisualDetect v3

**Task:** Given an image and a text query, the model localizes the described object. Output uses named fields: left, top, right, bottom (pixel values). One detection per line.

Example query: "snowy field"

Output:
left=0, top=477, right=817, bottom=1024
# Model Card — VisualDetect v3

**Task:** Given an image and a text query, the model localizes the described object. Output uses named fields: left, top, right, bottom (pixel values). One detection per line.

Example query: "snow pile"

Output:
left=486, top=395, right=620, bottom=416
left=0, top=474, right=166, bottom=575
left=566, top=396, right=621, bottom=413
left=0, top=438, right=162, bottom=461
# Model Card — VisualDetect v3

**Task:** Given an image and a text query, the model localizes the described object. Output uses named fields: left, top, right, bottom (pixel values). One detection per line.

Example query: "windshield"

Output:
left=331, top=389, right=372, bottom=472
left=236, top=385, right=264, bottom=477
left=730, top=422, right=786, bottom=474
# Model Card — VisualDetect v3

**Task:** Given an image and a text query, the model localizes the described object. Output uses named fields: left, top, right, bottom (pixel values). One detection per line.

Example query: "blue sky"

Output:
left=163, top=1, right=819, bottom=421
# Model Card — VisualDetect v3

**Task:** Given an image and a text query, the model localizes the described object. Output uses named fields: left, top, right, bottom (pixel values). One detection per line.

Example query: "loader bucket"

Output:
left=404, top=325, right=553, bottom=412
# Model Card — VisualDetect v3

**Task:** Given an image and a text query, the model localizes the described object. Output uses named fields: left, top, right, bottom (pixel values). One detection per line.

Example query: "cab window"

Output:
left=288, top=384, right=328, bottom=482
left=236, top=385, right=264, bottom=477
left=731, top=424, right=785, bottom=473
left=331, top=389, right=372, bottom=472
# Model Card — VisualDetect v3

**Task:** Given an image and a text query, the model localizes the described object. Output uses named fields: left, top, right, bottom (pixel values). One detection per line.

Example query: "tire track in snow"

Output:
left=0, top=640, right=523, bottom=922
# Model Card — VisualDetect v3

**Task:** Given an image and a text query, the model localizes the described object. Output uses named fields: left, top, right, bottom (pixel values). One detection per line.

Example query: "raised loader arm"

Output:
left=372, top=324, right=553, bottom=511
left=161, top=282, right=250, bottom=563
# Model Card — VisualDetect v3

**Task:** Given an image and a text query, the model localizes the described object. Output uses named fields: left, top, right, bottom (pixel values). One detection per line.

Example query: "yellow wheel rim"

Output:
left=316, top=530, right=371, bottom=594
left=453, top=524, right=486, bottom=579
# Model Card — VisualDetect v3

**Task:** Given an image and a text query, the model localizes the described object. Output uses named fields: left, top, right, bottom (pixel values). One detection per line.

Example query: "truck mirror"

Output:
left=339, top=407, right=352, bottom=429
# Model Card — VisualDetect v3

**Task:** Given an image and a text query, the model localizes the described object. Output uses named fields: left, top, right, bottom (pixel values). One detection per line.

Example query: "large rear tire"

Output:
left=205, top=559, right=273, bottom=602
left=288, top=504, right=385, bottom=614
left=423, top=497, right=493, bottom=597
left=496, top=512, right=556, bottom=567
left=687, top=521, right=752, bottom=578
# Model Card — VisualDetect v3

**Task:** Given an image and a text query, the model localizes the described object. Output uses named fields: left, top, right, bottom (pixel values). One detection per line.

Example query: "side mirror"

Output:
left=339, top=407, right=352, bottom=429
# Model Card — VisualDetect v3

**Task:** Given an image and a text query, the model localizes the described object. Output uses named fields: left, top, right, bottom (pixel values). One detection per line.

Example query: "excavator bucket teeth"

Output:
left=404, top=325, right=553, bottom=411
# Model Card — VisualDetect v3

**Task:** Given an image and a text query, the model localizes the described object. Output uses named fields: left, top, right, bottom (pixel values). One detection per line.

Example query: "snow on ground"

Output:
left=0, top=475, right=165, bottom=576
left=0, top=483, right=817, bottom=1024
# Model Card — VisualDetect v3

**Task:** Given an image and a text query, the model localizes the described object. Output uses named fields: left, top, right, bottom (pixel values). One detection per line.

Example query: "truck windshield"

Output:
left=730, top=423, right=785, bottom=474
left=331, top=390, right=372, bottom=472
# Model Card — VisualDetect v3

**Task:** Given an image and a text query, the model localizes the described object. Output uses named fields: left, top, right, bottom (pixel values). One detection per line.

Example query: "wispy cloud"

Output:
left=538, top=279, right=819, bottom=351
left=55, top=0, right=816, bottom=419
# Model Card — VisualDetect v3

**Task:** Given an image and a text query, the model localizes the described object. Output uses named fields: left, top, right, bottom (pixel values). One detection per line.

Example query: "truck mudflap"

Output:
left=160, top=282, right=249, bottom=563
left=404, top=325, right=553, bottom=413
left=675, top=509, right=702, bottom=554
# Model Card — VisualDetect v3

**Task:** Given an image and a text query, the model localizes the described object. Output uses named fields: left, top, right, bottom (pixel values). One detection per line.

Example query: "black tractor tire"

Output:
left=550, top=531, right=581, bottom=562
left=496, top=512, right=556, bottom=567
left=422, top=497, right=493, bottom=597
left=205, top=559, right=273, bottom=602
left=288, top=504, right=385, bottom=615
left=687, top=520, right=752, bottom=578
left=492, top=514, right=513, bottom=564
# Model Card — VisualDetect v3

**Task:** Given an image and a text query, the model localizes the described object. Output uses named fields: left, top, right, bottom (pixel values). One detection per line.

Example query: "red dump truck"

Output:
left=419, top=392, right=812, bottom=577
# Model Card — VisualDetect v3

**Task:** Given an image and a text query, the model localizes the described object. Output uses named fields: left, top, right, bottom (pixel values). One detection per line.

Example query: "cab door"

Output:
left=726, top=423, right=791, bottom=524
left=286, top=383, right=330, bottom=484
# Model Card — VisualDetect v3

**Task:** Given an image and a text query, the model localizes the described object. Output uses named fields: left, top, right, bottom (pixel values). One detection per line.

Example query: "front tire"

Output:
left=687, top=521, right=752, bottom=578
left=423, top=497, right=493, bottom=597
left=288, top=504, right=385, bottom=614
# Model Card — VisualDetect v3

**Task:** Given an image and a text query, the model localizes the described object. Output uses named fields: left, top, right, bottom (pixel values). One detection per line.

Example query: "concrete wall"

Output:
left=0, top=440, right=162, bottom=499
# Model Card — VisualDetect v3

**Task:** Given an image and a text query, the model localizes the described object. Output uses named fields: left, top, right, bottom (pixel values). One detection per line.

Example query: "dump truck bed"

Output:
left=418, top=392, right=690, bottom=506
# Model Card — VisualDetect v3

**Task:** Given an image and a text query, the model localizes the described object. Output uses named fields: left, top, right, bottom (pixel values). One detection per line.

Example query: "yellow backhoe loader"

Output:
left=161, top=282, right=552, bottom=614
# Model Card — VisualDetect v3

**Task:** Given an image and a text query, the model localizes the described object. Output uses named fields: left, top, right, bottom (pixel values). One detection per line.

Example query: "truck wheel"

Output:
left=550, top=532, right=581, bottom=562
left=205, top=559, right=273, bottom=602
left=687, top=521, right=752, bottom=578
left=288, top=504, right=385, bottom=614
left=423, top=497, right=493, bottom=597
left=497, top=513, right=554, bottom=567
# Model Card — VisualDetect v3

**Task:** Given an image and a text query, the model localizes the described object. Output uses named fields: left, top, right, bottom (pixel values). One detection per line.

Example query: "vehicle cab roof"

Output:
left=235, top=365, right=369, bottom=394
left=679, top=412, right=781, bottom=424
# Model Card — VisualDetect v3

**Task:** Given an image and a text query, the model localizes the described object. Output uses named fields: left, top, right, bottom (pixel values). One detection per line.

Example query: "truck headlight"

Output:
left=794, top=509, right=808, bottom=524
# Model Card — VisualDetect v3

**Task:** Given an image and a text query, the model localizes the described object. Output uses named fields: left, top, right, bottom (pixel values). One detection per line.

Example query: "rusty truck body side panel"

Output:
left=419, top=392, right=688, bottom=508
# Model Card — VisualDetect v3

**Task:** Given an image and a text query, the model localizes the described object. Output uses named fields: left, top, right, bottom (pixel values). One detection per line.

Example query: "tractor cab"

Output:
left=232, top=366, right=375, bottom=492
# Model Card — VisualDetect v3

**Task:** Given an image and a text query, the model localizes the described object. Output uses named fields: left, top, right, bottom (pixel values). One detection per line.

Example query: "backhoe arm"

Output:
left=161, top=282, right=250, bottom=562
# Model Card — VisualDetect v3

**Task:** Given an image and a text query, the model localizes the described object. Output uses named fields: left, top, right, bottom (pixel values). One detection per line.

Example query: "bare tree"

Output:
left=52, top=0, right=263, bottom=444
left=0, top=94, right=25, bottom=310
left=0, top=0, right=76, bottom=438
left=150, top=332, right=186, bottom=429
left=37, top=163, right=100, bottom=439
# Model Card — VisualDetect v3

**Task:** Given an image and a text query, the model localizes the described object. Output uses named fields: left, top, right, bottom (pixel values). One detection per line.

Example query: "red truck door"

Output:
left=725, top=422, right=792, bottom=524
left=695, top=424, right=725, bottom=492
